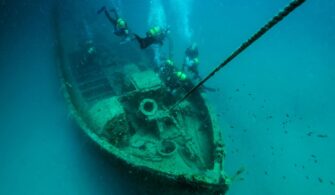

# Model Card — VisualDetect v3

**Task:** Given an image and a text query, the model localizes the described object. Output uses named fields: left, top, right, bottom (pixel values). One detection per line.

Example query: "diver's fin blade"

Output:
left=134, top=35, right=151, bottom=49
left=202, top=86, right=217, bottom=92
left=206, top=87, right=217, bottom=92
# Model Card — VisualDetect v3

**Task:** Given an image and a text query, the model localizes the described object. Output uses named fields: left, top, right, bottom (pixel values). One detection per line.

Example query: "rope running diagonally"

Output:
left=170, top=0, right=306, bottom=111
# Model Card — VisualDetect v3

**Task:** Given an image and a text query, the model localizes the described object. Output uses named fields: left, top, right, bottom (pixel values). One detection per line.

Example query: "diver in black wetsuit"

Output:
left=157, top=59, right=192, bottom=98
left=134, top=26, right=170, bottom=49
left=80, top=40, right=97, bottom=66
left=159, top=59, right=176, bottom=84
left=185, top=43, right=199, bottom=59
left=182, top=43, right=216, bottom=92
left=97, top=6, right=131, bottom=42
left=182, top=43, right=201, bottom=80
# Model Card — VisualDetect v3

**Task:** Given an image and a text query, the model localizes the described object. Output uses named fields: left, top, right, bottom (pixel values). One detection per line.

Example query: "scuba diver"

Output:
left=185, top=43, right=199, bottom=59
left=182, top=43, right=217, bottom=92
left=159, top=59, right=176, bottom=83
left=158, top=59, right=192, bottom=97
left=183, top=56, right=201, bottom=80
left=134, top=26, right=170, bottom=49
left=182, top=43, right=201, bottom=80
left=173, top=70, right=198, bottom=97
left=97, top=6, right=132, bottom=42
left=80, top=40, right=97, bottom=66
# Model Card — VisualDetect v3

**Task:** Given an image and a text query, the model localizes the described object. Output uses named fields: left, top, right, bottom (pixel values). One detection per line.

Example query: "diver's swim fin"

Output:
left=134, top=34, right=154, bottom=49
left=202, top=85, right=217, bottom=92
left=97, top=6, right=106, bottom=14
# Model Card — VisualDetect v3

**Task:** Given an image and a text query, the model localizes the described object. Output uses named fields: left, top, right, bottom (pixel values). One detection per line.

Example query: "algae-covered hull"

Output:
left=54, top=3, right=228, bottom=194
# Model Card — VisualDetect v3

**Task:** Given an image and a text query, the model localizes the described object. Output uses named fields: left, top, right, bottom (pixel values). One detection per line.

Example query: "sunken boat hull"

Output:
left=59, top=44, right=228, bottom=194
left=55, top=8, right=228, bottom=195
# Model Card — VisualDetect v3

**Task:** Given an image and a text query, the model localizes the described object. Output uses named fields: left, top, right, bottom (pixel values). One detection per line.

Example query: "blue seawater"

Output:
left=0, top=0, right=334, bottom=194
